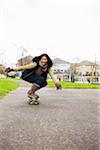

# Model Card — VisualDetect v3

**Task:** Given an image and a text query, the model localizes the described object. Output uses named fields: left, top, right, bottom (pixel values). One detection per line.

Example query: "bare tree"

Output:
left=17, top=46, right=29, bottom=66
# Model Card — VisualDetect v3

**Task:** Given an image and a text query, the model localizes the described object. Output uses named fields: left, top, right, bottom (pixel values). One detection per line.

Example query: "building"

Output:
left=15, top=55, right=33, bottom=78
left=16, top=55, right=33, bottom=66
left=52, top=58, right=71, bottom=81
left=69, top=60, right=100, bottom=83
left=75, top=60, right=95, bottom=76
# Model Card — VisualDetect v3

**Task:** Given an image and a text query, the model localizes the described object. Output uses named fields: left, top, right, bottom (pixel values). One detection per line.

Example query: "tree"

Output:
left=14, top=45, right=29, bottom=66
left=0, top=65, right=5, bottom=74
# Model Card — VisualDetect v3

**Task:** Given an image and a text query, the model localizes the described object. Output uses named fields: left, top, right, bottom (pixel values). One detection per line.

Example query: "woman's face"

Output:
left=40, top=56, right=48, bottom=65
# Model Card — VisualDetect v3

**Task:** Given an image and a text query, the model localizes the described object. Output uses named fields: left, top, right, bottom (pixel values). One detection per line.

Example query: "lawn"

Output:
left=48, top=81, right=100, bottom=89
left=0, top=78, right=20, bottom=98
left=0, top=79, right=100, bottom=99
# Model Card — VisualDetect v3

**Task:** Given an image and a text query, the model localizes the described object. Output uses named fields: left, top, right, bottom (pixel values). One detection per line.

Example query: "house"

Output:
left=51, top=58, right=71, bottom=81
left=75, top=60, right=95, bottom=76
left=69, top=60, right=100, bottom=83
left=16, top=55, right=33, bottom=66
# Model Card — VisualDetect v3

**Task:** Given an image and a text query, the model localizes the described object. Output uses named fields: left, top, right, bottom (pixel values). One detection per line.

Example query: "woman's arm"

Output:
left=49, top=67, right=62, bottom=89
left=48, top=67, right=57, bottom=83
left=14, top=62, right=37, bottom=71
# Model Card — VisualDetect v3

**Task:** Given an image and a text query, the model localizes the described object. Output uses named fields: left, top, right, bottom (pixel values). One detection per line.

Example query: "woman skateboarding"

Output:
left=6, top=54, right=62, bottom=104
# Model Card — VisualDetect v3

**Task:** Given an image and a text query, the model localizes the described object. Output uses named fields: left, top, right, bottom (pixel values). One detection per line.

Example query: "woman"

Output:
left=6, top=54, right=62, bottom=104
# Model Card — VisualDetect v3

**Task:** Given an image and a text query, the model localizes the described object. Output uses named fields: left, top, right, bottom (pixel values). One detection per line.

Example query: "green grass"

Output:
left=48, top=81, right=100, bottom=89
left=0, top=78, right=20, bottom=98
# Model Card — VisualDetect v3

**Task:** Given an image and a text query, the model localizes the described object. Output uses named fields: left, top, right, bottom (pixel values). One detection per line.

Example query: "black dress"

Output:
left=21, top=57, right=49, bottom=87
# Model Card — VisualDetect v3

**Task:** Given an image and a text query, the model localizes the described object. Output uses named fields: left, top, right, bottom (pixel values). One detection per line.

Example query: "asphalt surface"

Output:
left=0, top=80, right=99, bottom=150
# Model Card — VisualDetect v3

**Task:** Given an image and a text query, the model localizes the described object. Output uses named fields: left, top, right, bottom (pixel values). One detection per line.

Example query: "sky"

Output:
left=0, top=0, right=99, bottom=66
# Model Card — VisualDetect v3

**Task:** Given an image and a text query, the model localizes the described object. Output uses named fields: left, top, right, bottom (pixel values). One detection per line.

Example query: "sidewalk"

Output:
left=0, top=80, right=99, bottom=150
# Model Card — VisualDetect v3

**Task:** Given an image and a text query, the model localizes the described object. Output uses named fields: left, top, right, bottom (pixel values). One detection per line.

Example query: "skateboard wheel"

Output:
left=34, top=100, right=39, bottom=105
left=28, top=101, right=34, bottom=105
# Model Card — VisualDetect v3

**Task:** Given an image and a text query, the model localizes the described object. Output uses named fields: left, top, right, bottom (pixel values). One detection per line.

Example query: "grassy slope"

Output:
left=48, top=81, right=100, bottom=89
left=0, top=78, right=20, bottom=97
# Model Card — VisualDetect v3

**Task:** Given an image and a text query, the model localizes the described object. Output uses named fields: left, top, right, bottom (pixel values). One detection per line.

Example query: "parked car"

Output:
left=0, top=74, right=6, bottom=78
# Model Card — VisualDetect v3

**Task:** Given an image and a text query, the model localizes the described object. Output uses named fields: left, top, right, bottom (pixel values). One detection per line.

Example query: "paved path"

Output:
left=0, top=80, right=99, bottom=150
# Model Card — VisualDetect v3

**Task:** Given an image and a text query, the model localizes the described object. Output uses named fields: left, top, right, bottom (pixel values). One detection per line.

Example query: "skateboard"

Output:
left=28, top=96, right=40, bottom=105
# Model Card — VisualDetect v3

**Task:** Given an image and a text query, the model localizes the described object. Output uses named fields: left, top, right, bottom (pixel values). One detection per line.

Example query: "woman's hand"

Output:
left=5, top=67, right=14, bottom=73
left=55, top=83, right=62, bottom=90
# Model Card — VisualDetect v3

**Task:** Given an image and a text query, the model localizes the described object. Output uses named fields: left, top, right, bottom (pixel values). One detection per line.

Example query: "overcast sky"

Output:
left=0, top=0, right=99, bottom=66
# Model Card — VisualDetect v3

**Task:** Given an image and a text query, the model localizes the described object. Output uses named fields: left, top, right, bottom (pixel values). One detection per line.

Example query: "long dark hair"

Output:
left=38, top=53, right=53, bottom=68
